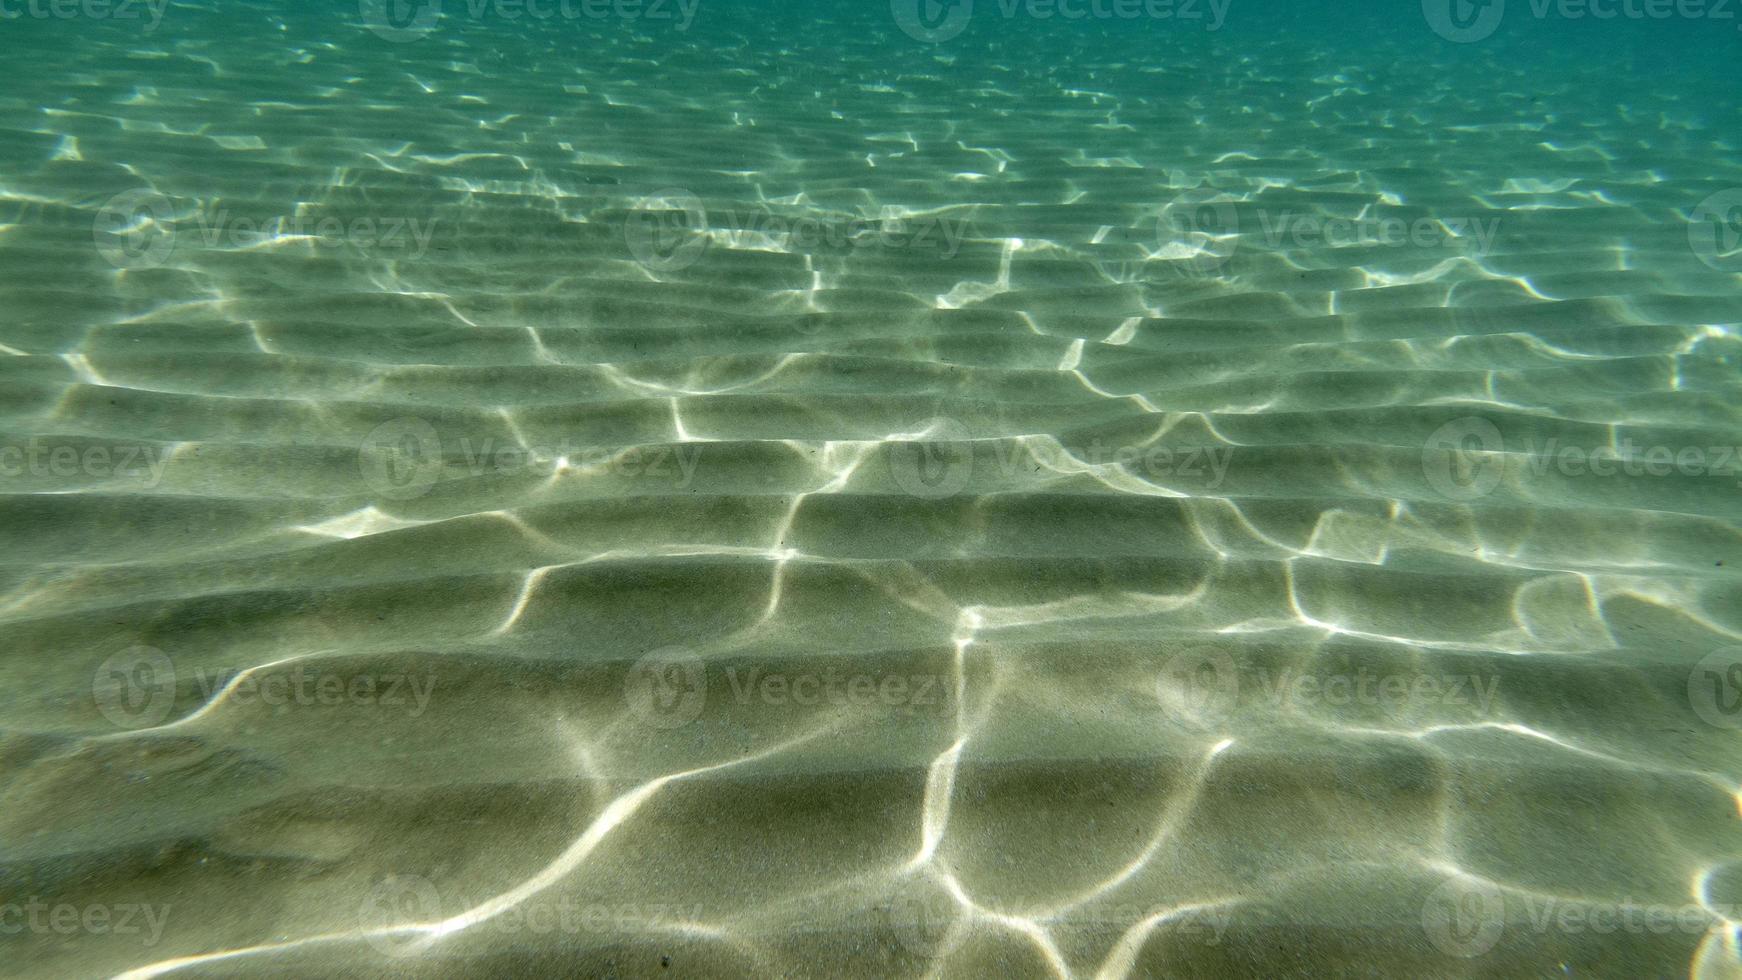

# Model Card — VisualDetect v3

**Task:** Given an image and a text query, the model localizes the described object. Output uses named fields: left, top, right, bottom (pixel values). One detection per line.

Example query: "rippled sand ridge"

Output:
left=2, top=1, right=1741, bottom=977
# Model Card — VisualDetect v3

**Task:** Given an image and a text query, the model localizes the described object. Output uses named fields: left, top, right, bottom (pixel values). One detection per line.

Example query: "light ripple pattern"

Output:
left=0, top=1, right=1740, bottom=978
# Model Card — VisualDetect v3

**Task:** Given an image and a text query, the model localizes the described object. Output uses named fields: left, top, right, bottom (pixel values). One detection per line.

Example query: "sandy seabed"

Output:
left=1, top=2, right=1741, bottom=977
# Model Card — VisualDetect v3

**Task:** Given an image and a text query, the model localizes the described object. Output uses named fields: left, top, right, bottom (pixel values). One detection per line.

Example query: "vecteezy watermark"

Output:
left=1422, top=417, right=1507, bottom=501
left=0, top=899, right=172, bottom=946
left=357, top=417, right=444, bottom=501
left=1689, top=189, right=1742, bottom=273
left=1422, top=416, right=1742, bottom=501
left=622, top=649, right=707, bottom=729
left=1422, top=877, right=1733, bottom=958
left=1421, top=0, right=1508, bottom=41
left=0, top=0, right=168, bottom=30
left=0, top=439, right=170, bottom=487
left=882, top=880, right=958, bottom=957
left=621, top=650, right=952, bottom=729
left=1146, top=196, right=1502, bottom=279
left=1253, top=211, right=1500, bottom=256
left=1423, top=0, right=1741, bottom=42
left=185, top=209, right=442, bottom=256
left=1152, top=193, right=1240, bottom=279
left=890, top=0, right=1229, bottom=43
left=357, top=417, right=704, bottom=501
left=192, top=665, right=437, bottom=717
left=357, top=874, right=443, bottom=959
left=91, top=646, right=438, bottom=730
left=92, top=189, right=176, bottom=270
left=624, top=190, right=973, bottom=274
left=358, top=874, right=704, bottom=958
left=882, top=879, right=1231, bottom=958
left=1157, top=652, right=1503, bottom=722
left=1258, top=669, right=1501, bottom=713
left=885, top=417, right=976, bottom=500
left=624, top=188, right=710, bottom=272
left=1689, top=647, right=1742, bottom=729
left=92, top=191, right=444, bottom=270
left=84, top=195, right=444, bottom=268
left=885, top=416, right=1236, bottom=500
left=360, top=0, right=700, bottom=43
left=1057, top=902, right=1233, bottom=948
left=93, top=646, right=178, bottom=729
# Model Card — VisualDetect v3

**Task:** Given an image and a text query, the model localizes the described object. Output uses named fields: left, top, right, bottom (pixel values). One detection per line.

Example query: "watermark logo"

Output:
left=359, top=417, right=444, bottom=500
left=0, top=899, right=172, bottom=946
left=0, top=439, right=170, bottom=487
left=882, top=880, right=957, bottom=956
left=196, top=665, right=437, bottom=716
left=359, top=874, right=443, bottom=958
left=1255, top=211, right=1499, bottom=256
left=621, top=656, right=950, bottom=729
left=1080, top=904, right=1233, bottom=946
left=1689, top=189, right=1742, bottom=273
left=623, top=649, right=707, bottom=729
left=625, top=189, right=710, bottom=273
left=358, top=419, right=705, bottom=500
left=891, top=0, right=974, bottom=41
left=1422, top=878, right=1507, bottom=957
left=724, top=666, right=951, bottom=713
left=1157, top=650, right=1240, bottom=720
left=93, top=652, right=438, bottom=729
left=92, top=645, right=176, bottom=730
left=1426, top=417, right=1742, bottom=501
left=95, top=195, right=443, bottom=268
left=1423, top=417, right=1506, bottom=501
left=1136, top=198, right=1500, bottom=281
left=887, top=416, right=975, bottom=499
left=359, top=875, right=707, bottom=953
left=93, top=189, right=175, bottom=270
left=887, top=428, right=1234, bottom=498
left=0, top=0, right=169, bottom=31
left=186, top=209, right=442, bottom=256
left=1424, top=882, right=1735, bottom=959
left=1689, top=648, right=1742, bottom=729
left=361, top=0, right=698, bottom=42
left=894, top=0, right=1228, bottom=39
left=360, top=0, right=440, bottom=40
left=1157, top=658, right=1500, bottom=722
left=1157, top=193, right=1240, bottom=278
left=1426, top=0, right=1741, bottom=41
left=735, top=208, right=969, bottom=258
left=1423, top=0, right=1506, bottom=41
left=625, top=194, right=970, bottom=271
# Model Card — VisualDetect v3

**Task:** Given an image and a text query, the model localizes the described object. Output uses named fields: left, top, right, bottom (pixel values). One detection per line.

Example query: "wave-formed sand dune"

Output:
left=1, top=2, right=1740, bottom=977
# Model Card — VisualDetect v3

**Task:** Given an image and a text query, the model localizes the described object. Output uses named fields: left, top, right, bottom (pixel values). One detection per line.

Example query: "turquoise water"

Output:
left=1, top=1, right=1741, bottom=976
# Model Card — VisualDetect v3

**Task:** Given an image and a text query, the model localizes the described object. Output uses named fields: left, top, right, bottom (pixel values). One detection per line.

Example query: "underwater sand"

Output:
left=2, top=1, right=1741, bottom=977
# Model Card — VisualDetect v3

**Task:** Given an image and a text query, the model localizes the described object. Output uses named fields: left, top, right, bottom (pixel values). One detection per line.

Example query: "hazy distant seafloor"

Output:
left=2, top=1, right=1741, bottom=977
